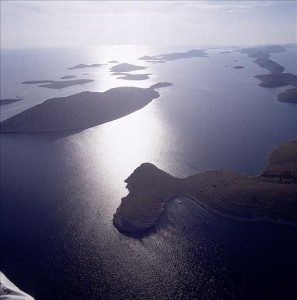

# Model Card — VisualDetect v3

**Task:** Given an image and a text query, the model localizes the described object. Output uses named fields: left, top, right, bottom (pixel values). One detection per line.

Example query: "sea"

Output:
left=1, top=45, right=297, bottom=299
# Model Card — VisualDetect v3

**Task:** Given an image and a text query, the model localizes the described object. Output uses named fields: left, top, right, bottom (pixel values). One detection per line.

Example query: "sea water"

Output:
left=1, top=45, right=296, bottom=299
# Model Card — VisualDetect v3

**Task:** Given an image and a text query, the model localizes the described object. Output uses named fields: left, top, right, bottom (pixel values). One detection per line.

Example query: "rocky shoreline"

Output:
left=113, top=140, right=297, bottom=234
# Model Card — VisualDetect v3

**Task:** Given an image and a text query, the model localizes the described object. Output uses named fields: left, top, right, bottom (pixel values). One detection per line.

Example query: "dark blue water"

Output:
left=1, top=46, right=297, bottom=299
left=1, top=134, right=297, bottom=299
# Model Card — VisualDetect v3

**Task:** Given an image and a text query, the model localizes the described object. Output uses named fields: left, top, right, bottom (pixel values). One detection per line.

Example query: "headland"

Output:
left=113, top=140, right=297, bottom=234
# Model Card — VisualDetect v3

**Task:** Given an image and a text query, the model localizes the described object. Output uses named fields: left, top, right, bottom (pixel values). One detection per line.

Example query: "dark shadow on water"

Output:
left=0, top=128, right=85, bottom=143
left=118, top=226, right=159, bottom=240
left=36, top=129, right=85, bottom=142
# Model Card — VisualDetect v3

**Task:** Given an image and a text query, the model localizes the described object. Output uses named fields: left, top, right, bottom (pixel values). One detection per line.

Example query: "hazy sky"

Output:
left=1, top=0, right=296, bottom=48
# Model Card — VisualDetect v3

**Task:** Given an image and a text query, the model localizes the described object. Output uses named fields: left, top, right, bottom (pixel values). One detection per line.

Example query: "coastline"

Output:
left=113, top=140, right=297, bottom=234
left=0, top=85, right=170, bottom=133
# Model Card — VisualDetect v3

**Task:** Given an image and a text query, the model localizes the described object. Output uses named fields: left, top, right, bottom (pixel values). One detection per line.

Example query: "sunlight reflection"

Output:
left=86, top=45, right=156, bottom=91
left=91, top=100, right=167, bottom=182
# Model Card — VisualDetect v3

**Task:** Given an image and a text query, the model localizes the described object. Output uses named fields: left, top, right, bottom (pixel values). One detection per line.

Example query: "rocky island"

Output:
left=0, top=83, right=172, bottom=132
left=22, top=79, right=94, bottom=89
left=113, top=140, right=297, bottom=234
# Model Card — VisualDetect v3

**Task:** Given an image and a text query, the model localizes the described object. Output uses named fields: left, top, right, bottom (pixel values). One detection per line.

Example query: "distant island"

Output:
left=22, top=79, right=94, bottom=89
left=113, top=140, right=297, bottom=234
left=68, top=63, right=104, bottom=70
left=108, top=60, right=119, bottom=63
left=277, top=87, right=297, bottom=103
left=254, top=72, right=297, bottom=103
left=110, top=63, right=146, bottom=72
left=138, top=49, right=207, bottom=62
left=60, top=75, right=76, bottom=79
left=0, top=83, right=172, bottom=132
left=0, top=98, right=23, bottom=106
left=253, top=58, right=284, bottom=74
left=150, top=82, right=173, bottom=89
left=254, top=73, right=297, bottom=88
left=239, top=45, right=286, bottom=74
left=238, top=45, right=297, bottom=103
left=146, top=60, right=166, bottom=64
left=233, top=66, right=245, bottom=69
left=111, top=72, right=130, bottom=76
left=116, top=74, right=152, bottom=81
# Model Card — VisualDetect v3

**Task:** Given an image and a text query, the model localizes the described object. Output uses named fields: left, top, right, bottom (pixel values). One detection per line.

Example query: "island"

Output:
left=60, top=75, right=76, bottom=79
left=68, top=63, right=104, bottom=70
left=113, top=140, right=297, bottom=234
left=253, top=58, right=284, bottom=74
left=138, top=49, right=207, bottom=62
left=254, top=73, right=297, bottom=88
left=233, top=66, right=245, bottom=69
left=111, top=72, right=131, bottom=76
left=116, top=74, right=152, bottom=81
left=0, top=98, right=23, bottom=106
left=277, top=87, right=297, bottom=103
left=146, top=60, right=166, bottom=64
left=22, top=79, right=94, bottom=89
left=239, top=45, right=297, bottom=103
left=239, top=45, right=286, bottom=57
left=0, top=83, right=172, bottom=132
left=150, top=82, right=173, bottom=89
left=239, top=45, right=286, bottom=74
left=108, top=60, right=119, bottom=63
left=110, top=63, right=146, bottom=72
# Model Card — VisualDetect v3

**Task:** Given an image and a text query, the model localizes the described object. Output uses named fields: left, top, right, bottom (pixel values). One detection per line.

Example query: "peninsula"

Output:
left=22, top=79, right=94, bottom=89
left=113, top=140, right=297, bottom=234
left=0, top=83, right=172, bottom=132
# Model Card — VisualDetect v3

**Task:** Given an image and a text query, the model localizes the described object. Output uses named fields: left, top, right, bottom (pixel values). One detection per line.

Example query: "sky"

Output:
left=1, top=0, right=296, bottom=48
